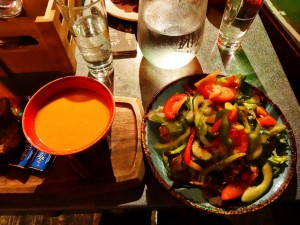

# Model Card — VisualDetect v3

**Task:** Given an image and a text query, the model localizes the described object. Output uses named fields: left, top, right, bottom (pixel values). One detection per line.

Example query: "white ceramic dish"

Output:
left=105, top=0, right=138, bottom=21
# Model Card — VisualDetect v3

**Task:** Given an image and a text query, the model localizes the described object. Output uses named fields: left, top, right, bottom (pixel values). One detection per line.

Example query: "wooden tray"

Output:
left=0, top=0, right=76, bottom=76
left=0, top=96, right=145, bottom=193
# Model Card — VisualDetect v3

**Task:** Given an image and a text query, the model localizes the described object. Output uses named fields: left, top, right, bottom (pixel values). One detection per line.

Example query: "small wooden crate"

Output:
left=0, top=0, right=76, bottom=76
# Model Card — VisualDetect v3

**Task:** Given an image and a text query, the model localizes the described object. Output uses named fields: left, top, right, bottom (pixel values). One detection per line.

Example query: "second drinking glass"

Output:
left=218, top=0, right=264, bottom=52
left=55, top=0, right=114, bottom=79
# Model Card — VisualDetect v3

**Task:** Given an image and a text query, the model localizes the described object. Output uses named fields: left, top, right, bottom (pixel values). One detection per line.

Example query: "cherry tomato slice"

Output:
left=194, top=70, right=220, bottom=92
left=159, top=125, right=172, bottom=142
left=228, top=107, right=238, bottom=123
left=200, top=83, right=220, bottom=99
left=229, top=128, right=248, bottom=154
left=217, top=75, right=239, bottom=88
left=221, top=182, right=249, bottom=201
left=211, top=86, right=236, bottom=103
left=195, top=71, right=237, bottom=103
left=200, top=83, right=236, bottom=103
left=163, top=93, right=188, bottom=120
left=256, top=106, right=269, bottom=117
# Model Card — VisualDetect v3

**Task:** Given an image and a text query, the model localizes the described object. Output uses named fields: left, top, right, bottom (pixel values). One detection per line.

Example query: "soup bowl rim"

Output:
left=22, top=75, right=115, bottom=155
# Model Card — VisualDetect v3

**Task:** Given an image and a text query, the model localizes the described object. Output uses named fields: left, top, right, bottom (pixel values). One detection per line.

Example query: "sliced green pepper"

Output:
left=243, top=95, right=261, bottom=112
left=162, top=153, right=170, bottom=173
left=192, top=139, right=212, bottom=161
left=267, top=124, right=286, bottom=136
left=148, top=106, right=186, bottom=136
left=154, top=127, right=191, bottom=152
left=194, top=111, right=210, bottom=146
left=192, top=95, right=210, bottom=146
left=238, top=108, right=251, bottom=133
left=247, top=124, right=263, bottom=160
left=184, top=96, right=194, bottom=123
left=241, top=162, right=273, bottom=203
left=217, top=109, right=232, bottom=150
left=193, top=95, right=204, bottom=111
left=147, top=106, right=165, bottom=124
left=259, top=124, right=286, bottom=145
left=169, top=143, right=186, bottom=154
left=164, top=119, right=186, bottom=136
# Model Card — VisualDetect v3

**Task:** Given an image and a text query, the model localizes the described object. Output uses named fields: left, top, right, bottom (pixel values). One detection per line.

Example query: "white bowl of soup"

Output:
left=22, top=76, right=115, bottom=155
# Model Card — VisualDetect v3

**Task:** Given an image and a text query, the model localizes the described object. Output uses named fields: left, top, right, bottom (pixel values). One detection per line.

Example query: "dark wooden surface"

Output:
left=260, top=5, right=300, bottom=103
left=0, top=97, right=144, bottom=194
left=0, top=214, right=100, bottom=225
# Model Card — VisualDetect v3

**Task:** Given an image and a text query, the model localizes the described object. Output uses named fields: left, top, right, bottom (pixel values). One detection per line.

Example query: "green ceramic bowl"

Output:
left=142, top=74, right=296, bottom=215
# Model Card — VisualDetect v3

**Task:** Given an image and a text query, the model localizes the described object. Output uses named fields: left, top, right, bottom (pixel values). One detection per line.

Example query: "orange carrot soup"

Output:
left=34, top=88, right=110, bottom=154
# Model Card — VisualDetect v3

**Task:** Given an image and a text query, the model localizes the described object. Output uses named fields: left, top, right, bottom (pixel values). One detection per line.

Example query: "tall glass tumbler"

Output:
left=137, top=0, right=208, bottom=70
left=55, top=0, right=113, bottom=79
left=0, top=0, right=22, bottom=18
left=218, top=0, right=264, bottom=52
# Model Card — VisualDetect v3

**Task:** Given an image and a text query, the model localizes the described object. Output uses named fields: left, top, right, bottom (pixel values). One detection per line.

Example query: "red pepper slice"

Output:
left=257, top=115, right=277, bottom=127
left=210, top=118, right=221, bottom=133
left=183, top=127, right=196, bottom=165
left=163, top=93, right=188, bottom=120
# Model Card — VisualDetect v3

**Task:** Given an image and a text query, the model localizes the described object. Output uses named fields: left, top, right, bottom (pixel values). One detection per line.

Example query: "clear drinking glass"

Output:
left=218, top=0, right=264, bottom=52
left=0, top=0, right=22, bottom=18
left=137, top=0, right=208, bottom=70
left=55, top=0, right=114, bottom=79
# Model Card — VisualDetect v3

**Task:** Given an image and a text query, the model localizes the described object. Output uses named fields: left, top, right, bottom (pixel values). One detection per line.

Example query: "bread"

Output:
left=0, top=98, right=23, bottom=163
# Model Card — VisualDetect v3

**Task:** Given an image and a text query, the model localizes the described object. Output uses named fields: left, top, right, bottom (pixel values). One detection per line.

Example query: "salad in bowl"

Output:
left=142, top=70, right=296, bottom=214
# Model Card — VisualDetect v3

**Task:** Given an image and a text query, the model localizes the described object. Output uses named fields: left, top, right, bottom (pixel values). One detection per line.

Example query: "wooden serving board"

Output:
left=0, top=96, right=145, bottom=193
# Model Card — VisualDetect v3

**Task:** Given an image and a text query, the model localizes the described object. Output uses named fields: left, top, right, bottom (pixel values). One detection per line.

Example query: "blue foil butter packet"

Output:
left=29, top=150, right=53, bottom=171
left=10, top=144, right=37, bottom=168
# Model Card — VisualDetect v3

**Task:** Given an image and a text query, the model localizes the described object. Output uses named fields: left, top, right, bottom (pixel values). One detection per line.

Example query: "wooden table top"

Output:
left=0, top=4, right=299, bottom=215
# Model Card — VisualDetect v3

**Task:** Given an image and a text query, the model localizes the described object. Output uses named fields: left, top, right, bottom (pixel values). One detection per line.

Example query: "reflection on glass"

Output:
left=139, top=56, right=202, bottom=108
left=219, top=48, right=264, bottom=91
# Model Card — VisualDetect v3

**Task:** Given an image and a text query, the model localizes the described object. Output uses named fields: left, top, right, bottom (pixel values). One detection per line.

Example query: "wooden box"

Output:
left=0, top=0, right=76, bottom=76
